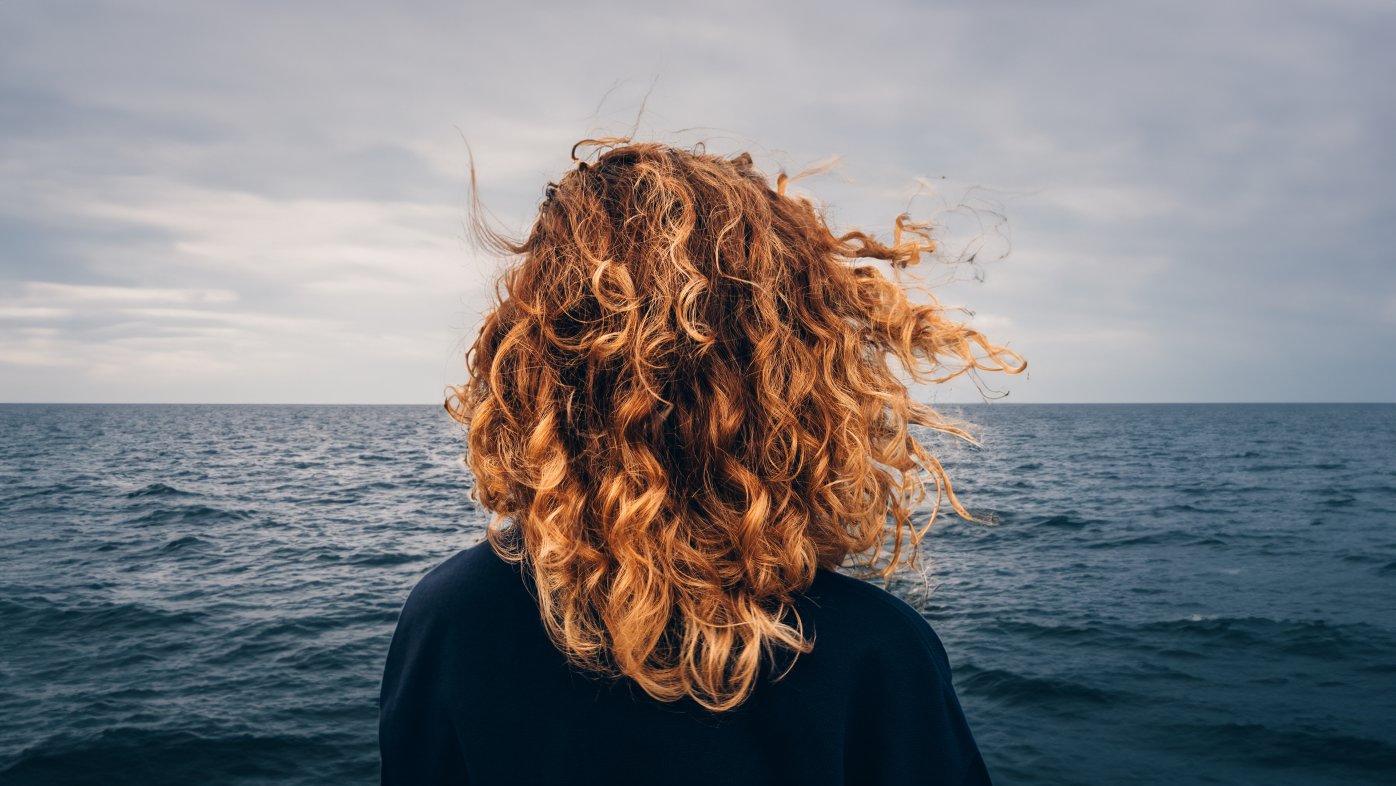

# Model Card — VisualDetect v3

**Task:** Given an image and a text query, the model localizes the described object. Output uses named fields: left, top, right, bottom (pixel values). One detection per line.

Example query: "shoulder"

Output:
left=806, top=570, right=992, bottom=784
left=381, top=539, right=519, bottom=783
left=804, top=567, right=955, bottom=679
left=396, top=533, right=528, bottom=634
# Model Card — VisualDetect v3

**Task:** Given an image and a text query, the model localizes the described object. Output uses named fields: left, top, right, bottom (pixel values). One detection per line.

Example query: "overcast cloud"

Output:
left=1, top=0, right=1392, bottom=403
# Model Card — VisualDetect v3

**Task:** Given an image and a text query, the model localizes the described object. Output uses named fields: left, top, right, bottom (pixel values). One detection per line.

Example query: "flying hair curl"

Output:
left=445, top=139, right=1026, bottom=712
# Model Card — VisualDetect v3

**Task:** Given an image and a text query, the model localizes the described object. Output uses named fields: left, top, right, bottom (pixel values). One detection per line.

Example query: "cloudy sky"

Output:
left=2, top=0, right=1392, bottom=403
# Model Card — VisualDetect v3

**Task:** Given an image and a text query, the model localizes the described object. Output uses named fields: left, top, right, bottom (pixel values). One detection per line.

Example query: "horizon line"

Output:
left=2, top=401, right=1393, bottom=407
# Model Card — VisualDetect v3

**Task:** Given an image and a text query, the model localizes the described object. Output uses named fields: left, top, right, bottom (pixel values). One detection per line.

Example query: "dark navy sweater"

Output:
left=379, top=535, right=992, bottom=785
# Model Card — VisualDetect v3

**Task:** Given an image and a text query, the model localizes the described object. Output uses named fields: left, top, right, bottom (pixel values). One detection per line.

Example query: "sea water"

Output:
left=1, top=403, right=1392, bottom=785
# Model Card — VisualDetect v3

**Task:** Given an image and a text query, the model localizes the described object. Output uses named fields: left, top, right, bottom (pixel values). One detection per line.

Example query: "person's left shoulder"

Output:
left=394, top=532, right=527, bottom=636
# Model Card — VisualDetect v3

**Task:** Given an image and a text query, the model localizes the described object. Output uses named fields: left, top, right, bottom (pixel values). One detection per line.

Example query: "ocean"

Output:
left=0, top=403, right=1392, bottom=785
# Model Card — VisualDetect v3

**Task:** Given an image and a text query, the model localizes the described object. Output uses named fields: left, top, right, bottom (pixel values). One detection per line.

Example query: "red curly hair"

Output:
left=446, top=139, right=1025, bottom=712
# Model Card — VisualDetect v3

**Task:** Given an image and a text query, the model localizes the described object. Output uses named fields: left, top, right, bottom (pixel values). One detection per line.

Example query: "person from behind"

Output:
left=380, top=138, right=1026, bottom=785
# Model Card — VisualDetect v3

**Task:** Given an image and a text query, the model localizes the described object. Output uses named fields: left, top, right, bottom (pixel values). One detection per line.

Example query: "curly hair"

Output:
left=445, top=139, right=1025, bottom=712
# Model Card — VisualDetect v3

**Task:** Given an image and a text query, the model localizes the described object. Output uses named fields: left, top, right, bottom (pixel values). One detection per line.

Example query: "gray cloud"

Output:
left=1, top=0, right=1392, bottom=402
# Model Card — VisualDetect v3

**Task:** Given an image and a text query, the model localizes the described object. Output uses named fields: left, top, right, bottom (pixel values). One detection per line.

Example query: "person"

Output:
left=379, top=139, right=1025, bottom=785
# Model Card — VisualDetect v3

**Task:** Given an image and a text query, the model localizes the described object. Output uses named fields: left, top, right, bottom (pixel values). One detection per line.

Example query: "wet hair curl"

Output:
left=446, top=139, right=1025, bottom=712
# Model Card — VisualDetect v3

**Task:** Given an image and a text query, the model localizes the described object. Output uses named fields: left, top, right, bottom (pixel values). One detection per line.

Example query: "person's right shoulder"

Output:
left=802, top=569, right=993, bottom=783
left=805, top=567, right=956, bottom=680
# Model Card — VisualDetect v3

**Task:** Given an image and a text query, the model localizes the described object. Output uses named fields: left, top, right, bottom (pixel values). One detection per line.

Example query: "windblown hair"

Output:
left=446, top=139, right=1025, bottom=712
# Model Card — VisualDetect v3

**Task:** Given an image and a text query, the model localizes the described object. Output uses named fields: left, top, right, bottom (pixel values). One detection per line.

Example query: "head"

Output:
left=446, top=139, right=1025, bottom=711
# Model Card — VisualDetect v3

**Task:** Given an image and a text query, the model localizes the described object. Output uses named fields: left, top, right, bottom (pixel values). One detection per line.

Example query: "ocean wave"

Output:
left=955, top=665, right=1126, bottom=711
left=344, top=550, right=421, bottom=567
left=0, top=597, right=205, bottom=636
left=1033, top=514, right=1100, bottom=530
left=1144, top=616, right=1395, bottom=661
left=1083, top=530, right=1216, bottom=549
left=1, top=726, right=365, bottom=786
left=980, top=619, right=1134, bottom=648
left=978, top=616, right=1396, bottom=666
left=122, top=483, right=193, bottom=499
left=1159, top=721, right=1396, bottom=772
left=157, top=535, right=213, bottom=553
left=126, top=505, right=252, bottom=526
left=0, top=483, right=80, bottom=503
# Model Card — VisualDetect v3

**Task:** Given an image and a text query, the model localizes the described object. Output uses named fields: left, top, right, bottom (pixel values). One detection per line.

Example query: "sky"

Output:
left=1, top=0, right=1392, bottom=404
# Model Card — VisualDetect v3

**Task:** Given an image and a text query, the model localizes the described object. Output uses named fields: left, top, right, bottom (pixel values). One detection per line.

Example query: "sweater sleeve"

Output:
left=379, top=570, right=470, bottom=785
left=842, top=599, right=993, bottom=785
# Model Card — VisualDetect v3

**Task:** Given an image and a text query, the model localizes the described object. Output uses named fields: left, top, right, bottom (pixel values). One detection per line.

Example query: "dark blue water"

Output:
left=1, top=403, right=1393, bottom=785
